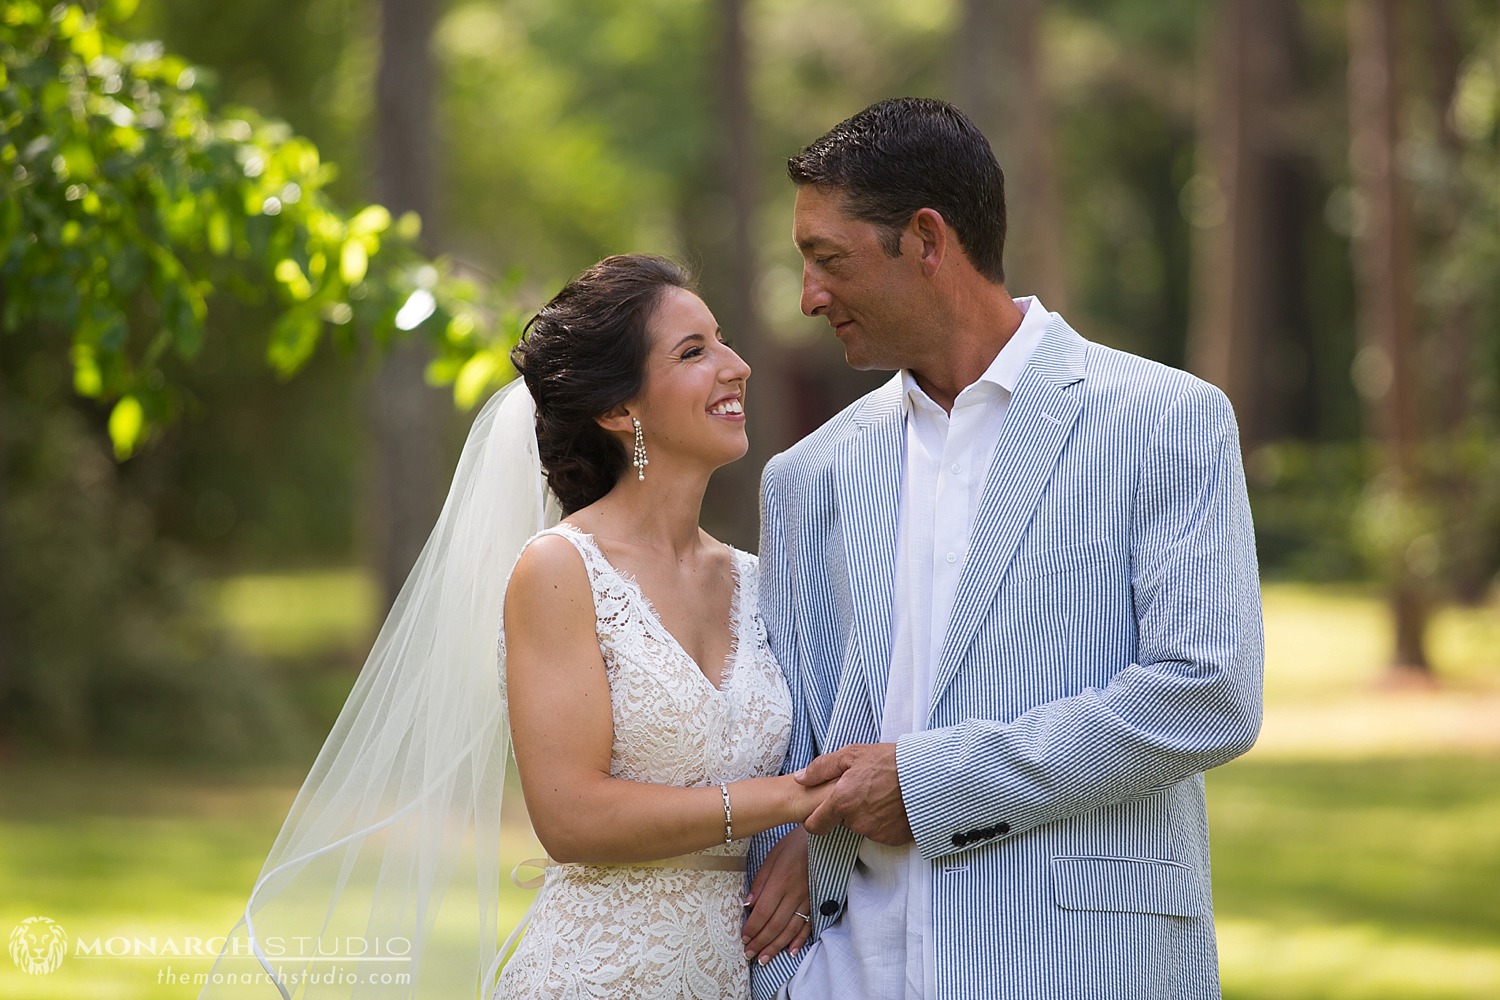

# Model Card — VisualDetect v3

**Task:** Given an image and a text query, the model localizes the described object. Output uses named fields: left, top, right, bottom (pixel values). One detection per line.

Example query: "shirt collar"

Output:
left=902, top=295, right=1051, bottom=415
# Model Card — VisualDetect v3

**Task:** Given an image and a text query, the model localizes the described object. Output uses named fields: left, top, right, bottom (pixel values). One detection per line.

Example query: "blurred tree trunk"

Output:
left=953, top=0, right=1067, bottom=309
left=1346, top=0, right=1431, bottom=676
left=1425, top=0, right=1485, bottom=603
left=0, top=285, right=10, bottom=721
left=697, top=0, right=780, bottom=550
left=368, top=0, right=447, bottom=611
left=1187, top=0, right=1312, bottom=447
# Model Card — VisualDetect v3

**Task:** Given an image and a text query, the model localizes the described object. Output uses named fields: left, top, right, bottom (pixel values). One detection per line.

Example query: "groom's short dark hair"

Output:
left=787, top=97, right=1008, bottom=284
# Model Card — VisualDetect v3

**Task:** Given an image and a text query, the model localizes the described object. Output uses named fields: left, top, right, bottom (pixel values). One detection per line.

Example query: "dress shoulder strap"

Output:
left=730, top=547, right=762, bottom=641
left=528, top=523, right=614, bottom=588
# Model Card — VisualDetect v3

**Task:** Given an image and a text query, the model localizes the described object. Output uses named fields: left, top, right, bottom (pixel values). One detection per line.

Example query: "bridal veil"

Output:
left=200, top=379, right=557, bottom=999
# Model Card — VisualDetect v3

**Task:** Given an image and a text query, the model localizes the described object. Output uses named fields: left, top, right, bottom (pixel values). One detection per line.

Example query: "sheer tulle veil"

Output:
left=200, top=379, right=559, bottom=999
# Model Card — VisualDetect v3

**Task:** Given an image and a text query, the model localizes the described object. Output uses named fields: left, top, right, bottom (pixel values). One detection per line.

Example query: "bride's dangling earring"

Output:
left=632, top=417, right=648, bottom=481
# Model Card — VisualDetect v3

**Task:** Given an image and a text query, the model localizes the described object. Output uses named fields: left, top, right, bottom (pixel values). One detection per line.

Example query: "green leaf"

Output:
left=445, top=311, right=477, bottom=344
left=453, top=351, right=507, bottom=409
left=425, top=355, right=464, bottom=385
left=3, top=3, right=44, bottom=27
left=394, top=211, right=422, bottom=241
left=70, top=23, right=102, bottom=63
left=274, top=258, right=312, bottom=300
left=267, top=309, right=321, bottom=376
left=338, top=238, right=368, bottom=284
left=206, top=210, right=231, bottom=255
left=348, top=205, right=391, bottom=237
left=108, top=395, right=145, bottom=459
left=71, top=343, right=103, bottom=397
left=55, top=5, right=86, bottom=39
left=59, top=141, right=97, bottom=180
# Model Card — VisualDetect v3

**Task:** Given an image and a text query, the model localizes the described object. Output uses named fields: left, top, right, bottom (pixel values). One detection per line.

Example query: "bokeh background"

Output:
left=2, top=0, right=1498, bottom=997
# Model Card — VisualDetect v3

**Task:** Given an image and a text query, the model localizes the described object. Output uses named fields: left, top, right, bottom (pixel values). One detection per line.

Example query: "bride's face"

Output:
left=626, top=287, right=751, bottom=472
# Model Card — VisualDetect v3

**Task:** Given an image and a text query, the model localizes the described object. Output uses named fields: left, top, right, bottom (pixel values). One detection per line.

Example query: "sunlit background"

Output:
left=2, top=0, right=1498, bottom=997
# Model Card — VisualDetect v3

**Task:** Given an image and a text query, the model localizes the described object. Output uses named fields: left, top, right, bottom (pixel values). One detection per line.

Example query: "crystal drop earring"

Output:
left=631, top=417, right=648, bottom=481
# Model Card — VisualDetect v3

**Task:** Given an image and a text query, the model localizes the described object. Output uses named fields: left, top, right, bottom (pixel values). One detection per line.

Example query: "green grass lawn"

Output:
left=1, top=578, right=1496, bottom=999
left=1209, top=757, right=1500, bottom=1000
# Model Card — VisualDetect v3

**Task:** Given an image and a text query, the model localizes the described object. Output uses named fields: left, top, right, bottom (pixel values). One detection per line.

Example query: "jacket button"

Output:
left=819, top=899, right=841, bottom=917
left=951, top=832, right=967, bottom=847
left=995, top=821, right=1010, bottom=836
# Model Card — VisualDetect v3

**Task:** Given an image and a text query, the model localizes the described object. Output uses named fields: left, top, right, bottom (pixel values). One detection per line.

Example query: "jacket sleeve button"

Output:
left=951, top=832, right=966, bottom=847
left=995, top=822, right=1010, bottom=836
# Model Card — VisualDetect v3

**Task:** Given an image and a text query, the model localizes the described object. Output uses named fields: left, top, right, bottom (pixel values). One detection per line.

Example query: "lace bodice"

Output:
left=495, top=525, right=792, bottom=999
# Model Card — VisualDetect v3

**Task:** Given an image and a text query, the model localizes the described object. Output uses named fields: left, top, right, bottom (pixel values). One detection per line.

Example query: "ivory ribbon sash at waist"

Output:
left=511, top=853, right=747, bottom=889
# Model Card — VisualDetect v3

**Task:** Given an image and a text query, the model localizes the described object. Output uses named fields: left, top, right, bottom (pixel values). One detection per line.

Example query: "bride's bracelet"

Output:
left=719, top=783, right=734, bottom=843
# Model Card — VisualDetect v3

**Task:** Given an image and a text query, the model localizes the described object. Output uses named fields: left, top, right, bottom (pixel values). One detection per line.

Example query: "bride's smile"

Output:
left=624, top=285, right=752, bottom=475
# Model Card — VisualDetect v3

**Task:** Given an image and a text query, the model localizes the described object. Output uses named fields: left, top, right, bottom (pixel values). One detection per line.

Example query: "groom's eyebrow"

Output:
left=795, top=232, right=841, bottom=252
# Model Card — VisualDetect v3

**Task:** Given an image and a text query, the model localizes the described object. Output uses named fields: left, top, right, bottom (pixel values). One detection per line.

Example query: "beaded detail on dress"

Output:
left=494, top=524, right=792, bottom=1000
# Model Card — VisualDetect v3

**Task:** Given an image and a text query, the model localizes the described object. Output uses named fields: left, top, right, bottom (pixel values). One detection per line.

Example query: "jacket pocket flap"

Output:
left=1051, top=856, right=1203, bottom=918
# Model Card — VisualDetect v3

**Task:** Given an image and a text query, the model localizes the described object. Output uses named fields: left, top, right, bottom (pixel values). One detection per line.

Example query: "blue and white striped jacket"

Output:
left=750, top=315, right=1263, bottom=1000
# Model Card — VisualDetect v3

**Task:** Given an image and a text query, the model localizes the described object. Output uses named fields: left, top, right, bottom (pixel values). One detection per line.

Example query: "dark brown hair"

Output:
left=511, top=254, right=693, bottom=514
left=788, top=97, right=1008, bottom=283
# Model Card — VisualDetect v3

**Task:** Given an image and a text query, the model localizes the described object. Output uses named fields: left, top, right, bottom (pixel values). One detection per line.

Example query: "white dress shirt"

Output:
left=783, top=297, right=1051, bottom=1000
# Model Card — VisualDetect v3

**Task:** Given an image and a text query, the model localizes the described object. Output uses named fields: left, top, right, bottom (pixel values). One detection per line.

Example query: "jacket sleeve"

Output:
left=896, top=380, right=1265, bottom=861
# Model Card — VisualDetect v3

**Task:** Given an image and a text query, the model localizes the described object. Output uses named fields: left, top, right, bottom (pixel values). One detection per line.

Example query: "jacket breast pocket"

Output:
left=1051, top=855, right=1203, bottom=918
left=1007, top=538, right=1112, bottom=579
left=1000, top=539, right=1125, bottom=680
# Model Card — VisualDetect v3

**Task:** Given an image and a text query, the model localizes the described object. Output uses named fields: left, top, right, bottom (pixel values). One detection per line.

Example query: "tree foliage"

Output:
left=0, top=0, right=520, bottom=460
left=0, top=0, right=523, bottom=758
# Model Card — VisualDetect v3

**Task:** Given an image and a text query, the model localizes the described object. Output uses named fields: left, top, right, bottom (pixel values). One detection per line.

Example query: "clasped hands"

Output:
left=794, top=741, right=914, bottom=846
left=741, top=742, right=912, bottom=965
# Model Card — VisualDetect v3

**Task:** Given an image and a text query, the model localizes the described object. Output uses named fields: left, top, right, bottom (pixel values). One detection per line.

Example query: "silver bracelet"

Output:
left=719, top=782, right=734, bottom=843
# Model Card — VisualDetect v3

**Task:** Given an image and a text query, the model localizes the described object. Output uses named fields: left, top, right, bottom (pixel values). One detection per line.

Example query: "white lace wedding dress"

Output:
left=494, top=524, right=793, bottom=999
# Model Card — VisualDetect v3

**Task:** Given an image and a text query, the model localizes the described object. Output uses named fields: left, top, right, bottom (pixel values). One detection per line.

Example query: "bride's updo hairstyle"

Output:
left=511, top=254, right=694, bottom=515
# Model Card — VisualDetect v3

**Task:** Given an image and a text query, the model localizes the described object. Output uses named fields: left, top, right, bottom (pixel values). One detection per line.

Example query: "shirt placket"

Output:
left=930, top=396, right=980, bottom=678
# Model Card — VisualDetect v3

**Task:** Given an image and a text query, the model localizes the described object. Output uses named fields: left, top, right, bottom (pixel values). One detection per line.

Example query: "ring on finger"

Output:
left=794, top=911, right=810, bottom=923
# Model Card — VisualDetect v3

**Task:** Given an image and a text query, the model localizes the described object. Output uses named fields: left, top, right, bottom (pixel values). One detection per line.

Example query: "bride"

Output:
left=203, top=255, right=817, bottom=1000
left=496, top=254, right=821, bottom=995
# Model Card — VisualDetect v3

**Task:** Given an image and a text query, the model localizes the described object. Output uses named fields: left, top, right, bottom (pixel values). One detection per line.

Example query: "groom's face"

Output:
left=792, top=184, right=922, bottom=372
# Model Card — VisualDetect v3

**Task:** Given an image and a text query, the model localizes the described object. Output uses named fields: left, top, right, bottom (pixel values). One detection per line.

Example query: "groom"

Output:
left=749, top=98, right=1263, bottom=999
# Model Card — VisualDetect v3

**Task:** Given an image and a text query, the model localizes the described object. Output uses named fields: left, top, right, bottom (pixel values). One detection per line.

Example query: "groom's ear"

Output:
left=596, top=405, right=635, bottom=436
left=908, top=207, right=947, bottom=277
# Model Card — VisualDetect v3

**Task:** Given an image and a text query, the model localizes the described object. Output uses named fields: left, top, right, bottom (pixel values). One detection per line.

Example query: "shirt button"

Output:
left=949, top=463, right=962, bottom=474
left=945, top=552, right=958, bottom=564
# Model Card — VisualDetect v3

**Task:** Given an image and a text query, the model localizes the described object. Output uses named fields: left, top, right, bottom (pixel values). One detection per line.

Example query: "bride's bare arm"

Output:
left=505, top=534, right=828, bottom=864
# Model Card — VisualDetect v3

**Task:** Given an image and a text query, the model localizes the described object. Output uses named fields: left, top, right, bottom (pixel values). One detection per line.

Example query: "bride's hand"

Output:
left=786, top=768, right=835, bottom=825
left=741, top=826, right=812, bottom=966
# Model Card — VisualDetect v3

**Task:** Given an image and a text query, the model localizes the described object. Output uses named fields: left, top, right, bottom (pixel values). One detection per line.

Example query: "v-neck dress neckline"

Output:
left=552, top=522, right=746, bottom=694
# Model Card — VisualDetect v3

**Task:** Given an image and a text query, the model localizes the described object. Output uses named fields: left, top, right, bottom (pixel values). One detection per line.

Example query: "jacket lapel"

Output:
left=832, top=375, right=905, bottom=740
left=928, top=318, right=1087, bottom=716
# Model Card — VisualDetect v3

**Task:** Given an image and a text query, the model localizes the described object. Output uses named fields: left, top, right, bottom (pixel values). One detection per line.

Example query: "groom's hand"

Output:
left=796, top=743, right=914, bottom=846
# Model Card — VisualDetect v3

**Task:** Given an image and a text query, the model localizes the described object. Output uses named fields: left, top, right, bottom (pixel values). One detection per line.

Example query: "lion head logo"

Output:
left=9, top=916, right=67, bottom=975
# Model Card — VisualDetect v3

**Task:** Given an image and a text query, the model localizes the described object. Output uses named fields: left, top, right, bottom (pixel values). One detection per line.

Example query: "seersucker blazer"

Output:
left=749, top=315, right=1263, bottom=1000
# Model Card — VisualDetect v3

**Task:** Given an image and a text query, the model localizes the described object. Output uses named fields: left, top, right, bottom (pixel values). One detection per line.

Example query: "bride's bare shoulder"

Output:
left=507, top=530, right=592, bottom=611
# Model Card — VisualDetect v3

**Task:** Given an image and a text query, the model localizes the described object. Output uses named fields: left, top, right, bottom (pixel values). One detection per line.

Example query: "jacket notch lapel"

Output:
left=927, top=320, right=1087, bottom=716
left=832, top=379, right=904, bottom=741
